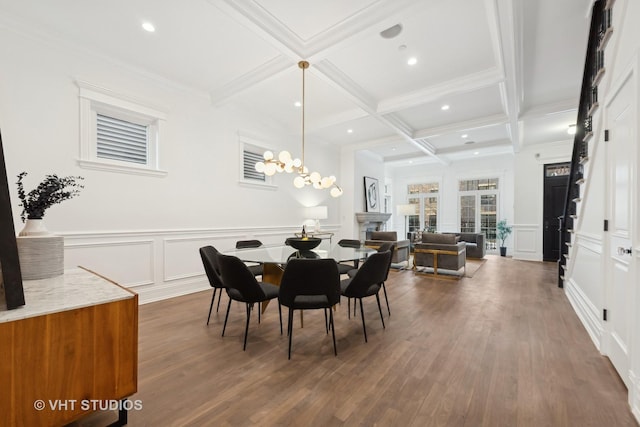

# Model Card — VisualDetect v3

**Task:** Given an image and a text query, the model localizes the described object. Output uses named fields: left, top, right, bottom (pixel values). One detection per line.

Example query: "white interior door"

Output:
left=605, top=74, right=636, bottom=388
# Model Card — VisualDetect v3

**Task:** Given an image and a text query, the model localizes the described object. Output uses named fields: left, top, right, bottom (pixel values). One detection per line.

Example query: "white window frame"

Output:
left=238, top=132, right=277, bottom=190
left=457, top=177, right=500, bottom=250
left=76, top=80, right=167, bottom=177
left=406, top=181, right=441, bottom=233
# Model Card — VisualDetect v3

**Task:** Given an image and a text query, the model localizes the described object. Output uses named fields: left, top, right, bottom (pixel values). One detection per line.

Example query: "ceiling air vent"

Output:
left=380, top=24, right=402, bottom=39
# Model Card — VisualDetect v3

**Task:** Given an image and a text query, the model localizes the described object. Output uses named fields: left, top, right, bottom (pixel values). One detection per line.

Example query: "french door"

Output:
left=460, top=192, right=498, bottom=250
left=408, top=195, right=438, bottom=235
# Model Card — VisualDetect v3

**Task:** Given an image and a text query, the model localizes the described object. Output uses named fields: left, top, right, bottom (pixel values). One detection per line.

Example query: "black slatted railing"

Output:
left=558, top=0, right=610, bottom=287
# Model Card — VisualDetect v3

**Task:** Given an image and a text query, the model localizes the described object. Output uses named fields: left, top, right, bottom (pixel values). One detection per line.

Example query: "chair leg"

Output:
left=359, top=298, right=367, bottom=343
left=257, top=303, right=261, bottom=324
left=288, top=308, right=294, bottom=360
left=382, top=282, right=390, bottom=315
left=243, top=303, right=251, bottom=351
left=324, top=308, right=328, bottom=334
left=222, top=298, right=232, bottom=337
left=330, top=309, right=337, bottom=356
left=207, top=288, right=217, bottom=325
left=278, top=302, right=283, bottom=335
left=375, top=293, right=386, bottom=329
left=216, top=288, right=223, bottom=312
left=347, top=298, right=351, bottom=319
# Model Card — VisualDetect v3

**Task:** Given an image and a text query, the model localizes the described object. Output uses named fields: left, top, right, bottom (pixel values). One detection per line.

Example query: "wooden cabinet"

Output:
left=0, top=268, right=138, bottom=427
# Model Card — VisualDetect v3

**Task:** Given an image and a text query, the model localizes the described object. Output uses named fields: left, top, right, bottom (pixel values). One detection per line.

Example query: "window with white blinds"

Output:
left=97, top=114, right=148, bottom=164
left=242, top=150, right=265, bottom=182
left=238, top=134, right=276, bottom=189
left=77, top=80, right=167, bottom=177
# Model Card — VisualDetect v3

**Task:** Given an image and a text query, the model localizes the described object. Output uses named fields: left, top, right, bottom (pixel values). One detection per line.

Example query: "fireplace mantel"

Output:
left=355, top=212, right=392, bottom=223
left=355, top=212, right=391, bottom=241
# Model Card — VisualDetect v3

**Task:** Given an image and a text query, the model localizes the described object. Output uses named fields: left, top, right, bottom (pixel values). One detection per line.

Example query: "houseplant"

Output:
left=16, top=172, right=84, bottom=234
left=496, top=219, right=512, bottom=257
left=15, top=172, right=84, bottom=280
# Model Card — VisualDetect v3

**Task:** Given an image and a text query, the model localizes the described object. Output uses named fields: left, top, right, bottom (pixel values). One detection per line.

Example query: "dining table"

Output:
left=222, top=242, right=376, bottom=319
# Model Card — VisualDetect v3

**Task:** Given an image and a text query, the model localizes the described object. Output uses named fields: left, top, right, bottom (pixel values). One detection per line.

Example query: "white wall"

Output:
left=513, top=140, right=573, bottom=261
left=562, top=0, right=640, bottom=421
left=389, top=154, right=514, bottom=246
left=0, top=27, right=342, bottom=303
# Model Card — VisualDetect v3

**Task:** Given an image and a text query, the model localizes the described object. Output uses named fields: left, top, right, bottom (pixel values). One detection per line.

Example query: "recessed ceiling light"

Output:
left=407, top=57, right=417, bottom=66
left=142, top=21, right=155, bottom=32
left=294, top=101, right=301, bottom=107
left=474, top=151, right=480, bottom=155
left=441, top=105, right=450, bottom=111
left=391, top=147, right=396, bottom=151
left=380, top=24, right=403, bottom=39
left=567, top=124, right=576, bottom=135
left=398, top=44, right=407, bottom=51
left=461, top=134, right=468, bottom=138
left=347, top=129, right=353, bottom=134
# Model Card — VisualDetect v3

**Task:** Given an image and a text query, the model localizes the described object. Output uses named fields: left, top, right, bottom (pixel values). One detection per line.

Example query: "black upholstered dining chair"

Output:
left=235, top=239, right=264, bottom=277
left=278, top=258, right=341, bottom=359
left=217, top=253, right=282, bottom=351
left=199, top=245, right=226, bottom=325
left=340, top=250, right=391, bottom=343
left=336, top=238, right=362, bottom=275
left=379, top=242, right=396, bottom=316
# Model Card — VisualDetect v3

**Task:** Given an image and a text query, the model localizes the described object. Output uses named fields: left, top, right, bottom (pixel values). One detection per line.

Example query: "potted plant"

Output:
left=16, top=172, right=84, bottom=235
left=496, top=219, right=512, bottom=257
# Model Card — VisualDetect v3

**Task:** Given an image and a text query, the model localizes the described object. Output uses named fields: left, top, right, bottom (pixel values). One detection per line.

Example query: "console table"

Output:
left=0, top=267, right=138, bottom=427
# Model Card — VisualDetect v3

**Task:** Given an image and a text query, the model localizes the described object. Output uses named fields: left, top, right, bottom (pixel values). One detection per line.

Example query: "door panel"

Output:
left=605, top=75, right=635, bottom=388
left=543, top=173, right=569, bottom=261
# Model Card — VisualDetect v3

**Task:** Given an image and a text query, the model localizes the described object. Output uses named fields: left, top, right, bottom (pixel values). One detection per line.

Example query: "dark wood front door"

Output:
left=543, top=163, right=570, bottom=261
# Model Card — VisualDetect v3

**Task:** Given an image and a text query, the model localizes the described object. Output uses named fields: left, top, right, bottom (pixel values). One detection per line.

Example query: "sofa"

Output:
left=413, top=233, right=466, bottom=275
left=444, top=232, right=485, bottom=258
left=364, top=231, right=410, bottom=264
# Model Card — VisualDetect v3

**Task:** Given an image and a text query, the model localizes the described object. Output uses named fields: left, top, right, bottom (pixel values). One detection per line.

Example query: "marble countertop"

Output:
left=0, top=268, right=135, bottom=323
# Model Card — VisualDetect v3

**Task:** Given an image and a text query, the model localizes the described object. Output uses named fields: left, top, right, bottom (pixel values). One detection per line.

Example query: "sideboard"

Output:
left=0, top=267, right=138, bottom=427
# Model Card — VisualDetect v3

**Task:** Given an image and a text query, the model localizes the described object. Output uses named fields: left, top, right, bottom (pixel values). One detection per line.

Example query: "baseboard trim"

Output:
left=564, top=277, right=603, bottom=351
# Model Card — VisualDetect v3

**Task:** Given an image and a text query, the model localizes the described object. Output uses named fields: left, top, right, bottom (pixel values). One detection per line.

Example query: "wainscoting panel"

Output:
left=65, top=239, right=155, bottom=287
left=163, top=236, right=220, bottom=282
left=564, top=234, right=604, bottom=350
left=512, top=224, right=539, bottom=261
left=62, top=225, right=340, bottom=304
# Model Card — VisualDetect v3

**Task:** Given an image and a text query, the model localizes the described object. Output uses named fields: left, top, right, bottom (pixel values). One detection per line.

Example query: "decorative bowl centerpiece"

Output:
left=286, top=237, right=322, bottom=251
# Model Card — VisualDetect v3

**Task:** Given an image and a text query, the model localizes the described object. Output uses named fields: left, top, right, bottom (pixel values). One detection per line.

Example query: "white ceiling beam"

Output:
left=377, top=68, right=504, bottom=115
left=209, top=55, right=293, bottom=106
left=491, top=0, right=524, bottom=153
left=412, top=114, right=509, bottom=140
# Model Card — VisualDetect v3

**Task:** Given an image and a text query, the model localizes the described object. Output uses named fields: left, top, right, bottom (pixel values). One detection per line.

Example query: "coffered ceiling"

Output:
left=0, top=0, right=592, bottom=166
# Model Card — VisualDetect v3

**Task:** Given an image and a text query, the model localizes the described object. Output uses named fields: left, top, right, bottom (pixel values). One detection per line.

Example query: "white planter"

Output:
left=18, top=218, right=50, bottom=237
left=16, top=219, right=64, bottom=280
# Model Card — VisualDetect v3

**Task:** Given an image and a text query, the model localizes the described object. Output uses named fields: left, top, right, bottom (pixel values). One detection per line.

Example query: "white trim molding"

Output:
left=61, top=224, right=341, bottom=304
left=76, top=79, right=169, bottom=177
left=512, top=223, right=540, bottom=261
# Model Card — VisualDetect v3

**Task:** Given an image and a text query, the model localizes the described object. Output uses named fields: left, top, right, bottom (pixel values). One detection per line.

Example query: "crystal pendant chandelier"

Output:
left=255, top=61, right=343, bottom=198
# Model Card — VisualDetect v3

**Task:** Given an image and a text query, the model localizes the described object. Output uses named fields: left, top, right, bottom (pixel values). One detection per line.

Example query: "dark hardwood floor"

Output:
left=75, top=255, right=637, bottom=426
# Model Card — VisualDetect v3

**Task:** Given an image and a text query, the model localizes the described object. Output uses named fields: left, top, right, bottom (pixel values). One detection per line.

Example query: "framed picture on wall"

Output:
left=364, top=176, right=380, bottom=212
left=0, top=130, right=25, bottom=310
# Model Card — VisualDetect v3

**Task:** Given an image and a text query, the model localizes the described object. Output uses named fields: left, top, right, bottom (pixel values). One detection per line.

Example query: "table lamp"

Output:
left=305, top=206, right=328, bottom=232
left=397, top=204, right=417, bottom=239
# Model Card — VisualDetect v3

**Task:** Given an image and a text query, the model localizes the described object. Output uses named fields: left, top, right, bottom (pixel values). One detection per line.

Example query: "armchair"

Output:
left=364, top=231, right=410, bottom=264
left=413, top=233, right=466, bottom=277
